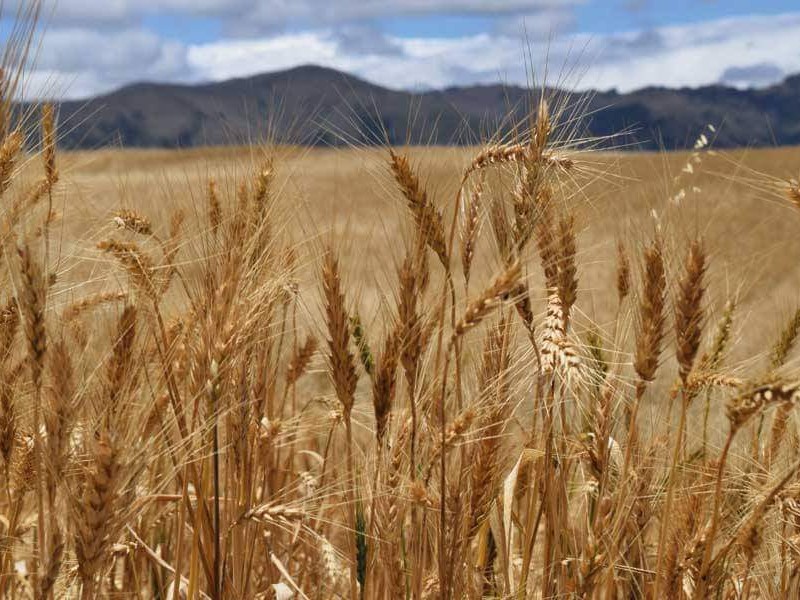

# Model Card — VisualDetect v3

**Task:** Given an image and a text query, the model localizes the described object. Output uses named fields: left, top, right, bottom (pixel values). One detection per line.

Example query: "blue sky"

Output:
left=13, top=0, right=800, bottom=99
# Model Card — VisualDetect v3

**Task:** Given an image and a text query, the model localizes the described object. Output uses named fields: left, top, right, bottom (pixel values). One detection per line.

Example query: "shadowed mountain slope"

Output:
left=47, top=65, right=800, bottom=150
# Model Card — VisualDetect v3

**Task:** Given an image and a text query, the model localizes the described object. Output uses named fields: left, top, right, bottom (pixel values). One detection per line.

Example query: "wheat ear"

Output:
left=453, top=260, right=521, bottom=339
left=674, top=239, right=707, bottom=383
left=389, top=150, right=448, bottom=268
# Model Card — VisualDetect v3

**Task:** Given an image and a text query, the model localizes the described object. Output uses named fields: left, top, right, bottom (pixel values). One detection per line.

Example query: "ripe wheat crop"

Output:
left=3, top=5, right=800, bottom=600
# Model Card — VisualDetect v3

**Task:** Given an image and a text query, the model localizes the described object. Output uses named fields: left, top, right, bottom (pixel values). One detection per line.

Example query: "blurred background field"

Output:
left=38, top=143, right=800, bottom=439
left=55, top=144, right=800, bottom=355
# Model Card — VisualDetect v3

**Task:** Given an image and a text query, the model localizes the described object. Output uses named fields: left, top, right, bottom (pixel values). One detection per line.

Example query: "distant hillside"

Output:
left=43, top=64, right=800, bottom=150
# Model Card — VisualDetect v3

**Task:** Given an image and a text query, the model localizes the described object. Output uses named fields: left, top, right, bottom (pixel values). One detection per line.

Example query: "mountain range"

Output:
left=46, top=64, right=800, bottom=150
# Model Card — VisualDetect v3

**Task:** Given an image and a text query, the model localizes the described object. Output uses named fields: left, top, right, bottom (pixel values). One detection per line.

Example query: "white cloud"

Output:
left=35, top=28, right=185, bottom=74
left=583, top=12, right=800, bottom=91
left=21, top=27, right=191, bottom=100
left=41, top=0, right=583, bottom=27
left=41, top=0, right=249, bottom=24
left=186, top=32, right=536, bottom=91
left=21, top=10, right=800, bottom=100
left=232, top=1, right=583, bottom=30
left=187, top=12, right=800, bottom=93
left=187, top=33, right=339, bottom=82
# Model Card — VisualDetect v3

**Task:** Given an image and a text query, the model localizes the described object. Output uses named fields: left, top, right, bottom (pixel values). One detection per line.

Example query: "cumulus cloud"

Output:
left=36, top=29, right=186, bottom=74
left=186, top=33, right=339, bottom=83
left=582, top=12, right=800, bottom=91
left=22, top=27, right=191, bottom=99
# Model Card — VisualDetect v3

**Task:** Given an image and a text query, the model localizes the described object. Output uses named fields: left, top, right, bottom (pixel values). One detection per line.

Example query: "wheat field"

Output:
left=60, top=143, right=800, bottom=366
left=6, top=7, right=800, bottom=600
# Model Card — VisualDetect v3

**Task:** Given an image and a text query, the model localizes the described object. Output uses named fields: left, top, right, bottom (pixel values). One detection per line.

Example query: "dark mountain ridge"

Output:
left=43, top=64, right=800, bottom=150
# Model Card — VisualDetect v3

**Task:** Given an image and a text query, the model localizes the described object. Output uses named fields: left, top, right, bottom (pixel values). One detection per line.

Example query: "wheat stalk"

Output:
left=62, top=291, right=127, bottom=322
left=557, top=213, right=578, bottom=327
left=113, top=209, right=153, bottom=236
left=0, top=130, right=22, bottom=197
left=460, top=179, right=483, bottom=289
left=207, top=177, right=222, bottom=234
left=372, top=327, right=401, bottom=446
left=74, top=432, right=121, bottom=599
left=389, top=150, right=448, bottom=268
left=286, top=334, right=317, bottom=386
left=320, top=247, right=359, bottom=598
left=674, top=239, right=707, bottom=383
left=462, top=143, right=574, bottom=184
left=634, top=239, right=666, bottom=382
left=788, top=178, right=800, bottom=209
left=616, top=241, right=631, bottom=303
left=97, top=239, right=158, bottom=298
left=453, top=260, right=521, bottom=339
left=321, top=249, right=357, bottom=417
left=41, top=103, right=58, bottom=189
